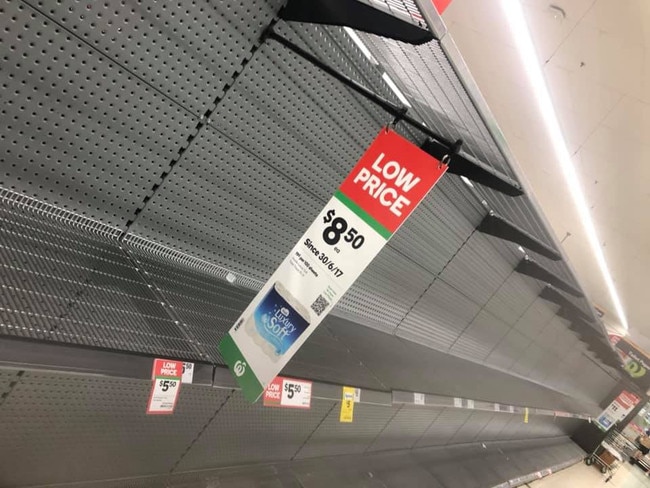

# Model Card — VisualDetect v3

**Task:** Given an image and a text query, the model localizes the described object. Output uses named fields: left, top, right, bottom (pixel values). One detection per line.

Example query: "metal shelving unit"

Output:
left=0, top=0, right=623, bottom=485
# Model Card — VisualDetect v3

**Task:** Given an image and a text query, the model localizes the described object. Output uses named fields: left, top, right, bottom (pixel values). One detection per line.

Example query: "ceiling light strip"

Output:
left=501, top=0, right=628, bottom=331
left=343, top=27, right=378, bottom=64
left=381, top=72, right=413, bottom=107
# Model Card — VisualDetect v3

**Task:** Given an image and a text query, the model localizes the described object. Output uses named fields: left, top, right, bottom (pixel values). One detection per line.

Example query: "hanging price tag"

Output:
left=147, top=358, right=183, bottom=415
left=414, top=392, right=426, bottom=405
left=524, top=407, right=529, bottom=424
left=263, top=376, right=312, bottom=409
left=219, top=130, right=447, bottom=402
left=340, top=386, right=356, bottom=423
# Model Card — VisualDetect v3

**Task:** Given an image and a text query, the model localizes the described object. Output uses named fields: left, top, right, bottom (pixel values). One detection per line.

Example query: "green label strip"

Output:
left=334, top=190, right=392, bottom=240
left=218, top=333, right=264, bottom=402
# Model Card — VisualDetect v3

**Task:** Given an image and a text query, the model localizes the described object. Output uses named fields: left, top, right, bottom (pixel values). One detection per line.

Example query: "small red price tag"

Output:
left=146, top=358, right=183, bottom=415
left=263, top=376, right=312, bottom=409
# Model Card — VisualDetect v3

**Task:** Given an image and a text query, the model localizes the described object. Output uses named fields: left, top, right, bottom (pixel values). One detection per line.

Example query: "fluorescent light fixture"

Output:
left=342, top=28, right=412, bottom=109
left=501, top=1, right=628, bottom=331
left=382, top=72, right=412, bottom=107
left=343, top=27, right=377, bottom=64
left=460, top=175, right=474, bottom=188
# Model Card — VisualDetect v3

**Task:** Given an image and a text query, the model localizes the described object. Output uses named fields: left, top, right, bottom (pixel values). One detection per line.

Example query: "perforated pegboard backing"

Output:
left=368, top=405, right=443, bottom=452
left=280, top=323, right=387, bottom=391
left=130, top=123, right=322, bottom=281
left=0, top=0, right=198, bottom=226
left=115, top=17, right=602, bottom=389
left=358, top=29, right=599, bottom=322
left=361, top=32, right=514, bottom=179
left=0, top=184, right=616, bottom=406
left=0, top=366, right=585, bottom=487
left=129, top=22, right=401, bottom=273
left=127, top=22, right=487, bottom=334
left=327, top=316, right=602, bottom=415
left=0, top=203, right=206, bottom=360
left=176, top=391, right=337, bottom=471
left=68, top=438, right=584, bottom=488
left=0, top=193, right=610, bottom=410
left=0, top=369, right=231, bottom=487
left=23, top=0, right=284, bottom=116
left=0, top=0, right=616, bottom=413
left=396, top=277, right=482, bottom=352
left=125, top=246, right=255, bottom=364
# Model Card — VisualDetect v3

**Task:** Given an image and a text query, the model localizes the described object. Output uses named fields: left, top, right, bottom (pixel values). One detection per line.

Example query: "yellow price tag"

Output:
left=340, top=386, right=355, bottom=423
left=524, top=407, right=529, bottom=424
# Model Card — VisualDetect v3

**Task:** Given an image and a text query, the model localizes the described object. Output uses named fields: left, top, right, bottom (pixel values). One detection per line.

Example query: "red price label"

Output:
left=263, top=376, right=312, bottom=409
left=338, top=130, right=445, bottom=234
left=147, top=358, right=183, bottom=415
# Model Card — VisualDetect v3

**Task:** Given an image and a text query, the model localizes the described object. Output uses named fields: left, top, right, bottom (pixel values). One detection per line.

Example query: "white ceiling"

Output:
left=442, top=0, right=650, bottom=346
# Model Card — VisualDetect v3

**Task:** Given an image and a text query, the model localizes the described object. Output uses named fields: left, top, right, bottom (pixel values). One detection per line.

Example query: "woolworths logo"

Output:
left=234, top=360, right=247, bottom=377
left=625, top=360, right=646, bottom=378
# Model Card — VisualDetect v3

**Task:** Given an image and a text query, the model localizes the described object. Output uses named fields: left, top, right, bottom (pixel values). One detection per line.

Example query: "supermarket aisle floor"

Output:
left=529, top=461, right=650, bottom=487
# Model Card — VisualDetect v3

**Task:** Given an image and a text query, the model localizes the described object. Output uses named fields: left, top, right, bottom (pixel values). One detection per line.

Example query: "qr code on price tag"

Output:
left=311, top=295, right=330, bottom=316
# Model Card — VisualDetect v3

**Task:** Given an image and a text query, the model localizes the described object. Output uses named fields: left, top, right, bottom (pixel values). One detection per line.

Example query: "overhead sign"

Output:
left=147, top=358, right=183, bottom=415
left=610, top=334, right=650, bottom=391
left=263, top=376, right=312, bottom=409
left=219, top=129, right=446, bottom=401
left=340, top=386, right=356, bottom=423
left=596, top=390, right=640, bottom=431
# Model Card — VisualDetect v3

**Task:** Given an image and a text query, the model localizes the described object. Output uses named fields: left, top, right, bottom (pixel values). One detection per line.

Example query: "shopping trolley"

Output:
left=585, top=430, right=635, bottom=482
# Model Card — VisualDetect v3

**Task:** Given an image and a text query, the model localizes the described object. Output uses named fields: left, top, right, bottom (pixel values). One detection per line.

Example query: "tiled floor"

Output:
left=529, top=461, right=650, bottom=487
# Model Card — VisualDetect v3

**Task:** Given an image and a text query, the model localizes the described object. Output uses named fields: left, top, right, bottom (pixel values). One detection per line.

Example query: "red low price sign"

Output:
left=338, top=130, right=447, bottom=235
left=147, top=358, right=183, bottom=415
left=263, top=376, right=312, bottom=409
